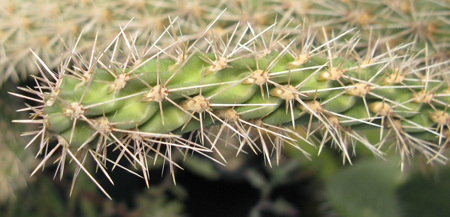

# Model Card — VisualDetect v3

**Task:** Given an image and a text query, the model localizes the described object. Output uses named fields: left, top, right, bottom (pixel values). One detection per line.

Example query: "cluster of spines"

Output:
left=2, top=0, right=449, bottom=84
left=11, top=14, right=450, bottom=198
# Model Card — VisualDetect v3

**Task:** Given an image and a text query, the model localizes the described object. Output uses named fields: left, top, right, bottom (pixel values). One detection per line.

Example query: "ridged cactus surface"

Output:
left=12, top=13, right=450, bottom=197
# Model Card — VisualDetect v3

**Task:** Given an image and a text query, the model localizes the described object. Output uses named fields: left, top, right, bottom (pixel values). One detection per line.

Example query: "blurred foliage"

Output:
left=0, top=81, right=35, bottom=204
left=325, top=158, right=404, bottom=217
left=397, top=165, right=450, bottom=217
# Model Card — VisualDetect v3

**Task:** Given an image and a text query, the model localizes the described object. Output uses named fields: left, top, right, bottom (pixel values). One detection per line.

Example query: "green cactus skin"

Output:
left=12, top=15, right=450, bottom=198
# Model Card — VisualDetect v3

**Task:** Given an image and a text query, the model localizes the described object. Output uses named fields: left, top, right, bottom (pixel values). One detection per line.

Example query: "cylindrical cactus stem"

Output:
left=12, top=16, right=450, bottom=197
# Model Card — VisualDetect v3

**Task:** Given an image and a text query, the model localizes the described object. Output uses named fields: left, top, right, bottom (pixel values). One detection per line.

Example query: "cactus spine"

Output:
left=12, top=13, right=450, bottom=198
left=2, top=0, right=449, bottom=84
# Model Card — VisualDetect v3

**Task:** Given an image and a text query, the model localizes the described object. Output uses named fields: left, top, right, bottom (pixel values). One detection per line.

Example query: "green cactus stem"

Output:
left=12, top=16, right=450, bottom=198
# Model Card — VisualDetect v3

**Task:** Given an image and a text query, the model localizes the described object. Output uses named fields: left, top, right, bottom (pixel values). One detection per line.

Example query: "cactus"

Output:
left=2, top=0, right=449, bottom=85
left=11, top=12, right=450, bottom=198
